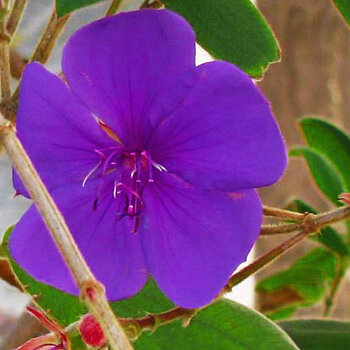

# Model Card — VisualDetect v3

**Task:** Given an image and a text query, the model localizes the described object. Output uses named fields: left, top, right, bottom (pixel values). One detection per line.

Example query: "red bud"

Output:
left=79, top=314, right=107, bottom=348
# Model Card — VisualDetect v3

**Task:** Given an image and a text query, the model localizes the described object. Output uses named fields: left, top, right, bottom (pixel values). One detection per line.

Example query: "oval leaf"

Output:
left=278, top=319, right=350, bottom=350
left=135, top=299, right=299, bottom=350
left=290, top=147, right=345, bottom=206
left=163, top=0, right=280, bottom=78
left=299, top=118, right=350, bottom=189
left=256, top=248, right=338, bottom=316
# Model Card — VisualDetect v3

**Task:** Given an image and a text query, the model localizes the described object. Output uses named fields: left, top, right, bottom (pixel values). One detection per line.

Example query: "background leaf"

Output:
left=278, top=319, right=350, bottom=349
left=1, top=226, right=174, bottom=326
left=333, top=0, right=350, bottom=26
left=268, top=306, right=298, bottom=321
left=134, top=299, right=299, bottom=350
left=56, top=0, right=103, bottom=17
left=299, top=118, right=350, bottom=190
left=162, top=0, right=280, bottom=78
left=1, top=226, right=87, bottom=326
left=289, top=147, right=345, bottom=206
left=256, top=248, right=338, bottom=317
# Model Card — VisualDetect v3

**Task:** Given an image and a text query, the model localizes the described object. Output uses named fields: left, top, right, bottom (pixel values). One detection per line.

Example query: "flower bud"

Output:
left=79, top=314, right=107, bottom=348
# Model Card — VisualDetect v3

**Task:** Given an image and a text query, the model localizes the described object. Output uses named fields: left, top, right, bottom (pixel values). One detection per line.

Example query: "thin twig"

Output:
left=0, top=115, right=133, bottom=350
left=323, top=257, right=347, bottom=316
left=10, top=9, right=70, bottom=104
left=0, top=0, right=26, bottom=123
left=225, top=229, right=312, bottom=291
left=260, top=222, right=303, bottom=235
left=106, top=0, right=123, bottom=16
left=31, top=9, right=69, bottom=64
left=6, top=0, right=27, bottom=38
left=140, top=0, right=163, bottom=9
left=263, top=205, right=306, bottom=221
left=260, top=205, right=350, bottom=235
left=0, top=1, right=11, bottom=102
left=0, top=32, right=11, bottom=101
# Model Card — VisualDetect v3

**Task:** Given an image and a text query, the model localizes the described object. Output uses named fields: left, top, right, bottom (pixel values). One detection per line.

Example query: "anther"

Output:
left=127, top=205, right=134, bottom=216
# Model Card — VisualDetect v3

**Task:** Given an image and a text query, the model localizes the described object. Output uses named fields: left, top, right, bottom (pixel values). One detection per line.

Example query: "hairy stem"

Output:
left=0, top=0, right=25, bottom=123
left=0, top=116, right=133, bottom=350
left=260, top=222, right=303, bottom=235
left=0, top=33, right=10, bottom=101
left=6, top=0, right=27, bottom=38
left=11, top=9, right=70, bottom=105
left=106, top=0, right=123, bottom=16
left=225, top=229, right=311, bottom=291
left=263, top=205, right=306, bottom=221
left=31, top=9, right=69, bottom=64
left=0, top=1, right=10, bottom=102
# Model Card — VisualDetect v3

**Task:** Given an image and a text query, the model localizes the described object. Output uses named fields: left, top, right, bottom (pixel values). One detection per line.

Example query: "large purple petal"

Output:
left=62, top=9, right=196, bottom=150
left=10, top=181, right=147, bottom=300
left=139, top=173, right=262, bottom=308
left=148, top=61, right=287, bottom=192
left=14, top=63, right=114, bottom=196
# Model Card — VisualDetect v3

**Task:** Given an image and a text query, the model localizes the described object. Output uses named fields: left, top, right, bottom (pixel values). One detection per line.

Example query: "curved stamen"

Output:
left=94, top=150, right=119, bottom=208
left=82, top=159, right=103, bottom=187
left=115, top=183, right=141, bottom=201
left=153, top=162, right=167, bottom=172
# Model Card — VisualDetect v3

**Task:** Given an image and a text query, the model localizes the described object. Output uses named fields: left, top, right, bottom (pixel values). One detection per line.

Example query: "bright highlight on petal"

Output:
left=10, top=9, right=286, bottom=308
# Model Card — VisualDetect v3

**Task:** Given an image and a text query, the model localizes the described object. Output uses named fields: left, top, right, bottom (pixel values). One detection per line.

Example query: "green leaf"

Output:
left=134, top=299, right=299, bottom=350
left=56, top=0, right=104, bottom=17
left=267, top=306, right=298, bottom=321
left=1, top=226, right=173, bottom=326
left=1, top=226, right=87, bottom=326
left=278, top=319, right=350, bottom=350
left=292, top=199, right=349, bottom=256
left=299, top=118, right=350, bottom=190
left=289, top=147, right=345, bottom=206
left=110, top=278, right=174, bottom=318
left=333, top=0, right=350, bottom=26
left=162, top=0, right=280, bottom=78
left=256, top=248, right=337, bottom=316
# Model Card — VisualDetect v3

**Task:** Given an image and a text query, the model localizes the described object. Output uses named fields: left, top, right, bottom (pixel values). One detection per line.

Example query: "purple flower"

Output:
left=10, top=9, right=286, bottom=308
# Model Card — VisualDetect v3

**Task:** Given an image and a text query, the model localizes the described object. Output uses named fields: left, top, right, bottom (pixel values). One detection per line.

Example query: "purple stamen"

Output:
left=148, top=153, right=154, bottom=183
left=136, top=156, right=142, bottom=183
left=82, top=145, right=165, bottom=232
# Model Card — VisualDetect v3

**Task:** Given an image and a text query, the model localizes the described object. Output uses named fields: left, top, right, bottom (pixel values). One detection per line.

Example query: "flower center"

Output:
left=82, top=146, right=166, bottom=233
